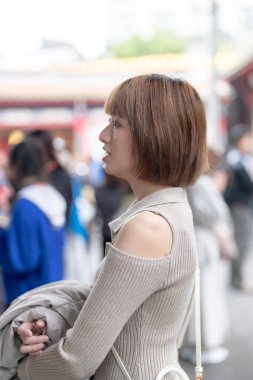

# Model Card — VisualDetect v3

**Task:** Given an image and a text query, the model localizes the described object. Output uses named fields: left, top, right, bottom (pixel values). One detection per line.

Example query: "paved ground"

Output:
left=180, top=289, right=253, bottom=380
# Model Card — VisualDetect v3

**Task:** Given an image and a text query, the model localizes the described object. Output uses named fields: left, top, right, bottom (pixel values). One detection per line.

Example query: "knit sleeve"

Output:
left=18, top=243, right=170, bottom=380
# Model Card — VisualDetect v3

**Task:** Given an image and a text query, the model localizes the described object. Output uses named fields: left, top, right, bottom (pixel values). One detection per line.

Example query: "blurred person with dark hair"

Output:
left=26, top=130, right=72, bottom=220
left=0, top=141, right=66, bottom=306
left=224, top=123, right=253, bottom=289
left=95, top=172, right=127, bottom=251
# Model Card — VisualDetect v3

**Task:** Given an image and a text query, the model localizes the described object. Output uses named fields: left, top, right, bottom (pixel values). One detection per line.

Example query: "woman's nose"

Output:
left=99, top=125, right=111, bottom=143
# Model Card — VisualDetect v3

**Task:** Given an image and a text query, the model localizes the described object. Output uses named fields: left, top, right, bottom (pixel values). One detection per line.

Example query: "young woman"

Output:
left=8, top=74, right=207, bottom=379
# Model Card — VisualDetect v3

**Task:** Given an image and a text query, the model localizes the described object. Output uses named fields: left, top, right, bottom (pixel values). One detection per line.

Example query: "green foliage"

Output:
left=106, top=30, right=187, bottom=58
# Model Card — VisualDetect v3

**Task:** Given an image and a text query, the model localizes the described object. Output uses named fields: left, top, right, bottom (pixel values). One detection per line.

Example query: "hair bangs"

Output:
left=104, top=81, right=129, bottom=118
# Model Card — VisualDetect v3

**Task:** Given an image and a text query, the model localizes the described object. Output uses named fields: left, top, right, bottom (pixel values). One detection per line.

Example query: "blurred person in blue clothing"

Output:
left=64, top=175, right=96, bottom=283
left=0, top=140, right=66, bottom=306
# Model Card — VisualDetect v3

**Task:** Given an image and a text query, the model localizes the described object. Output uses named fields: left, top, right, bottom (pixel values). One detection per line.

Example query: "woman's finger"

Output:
left=33, top=319, right=46, bottom=334
left=20, top=343, right=45, bottom=354
left=20, top=335, right=49, bottom=345
left=30, top=350, right=43, bottom=356
left=17, top=320, right=46, bottom=339
left=16, top=322, right=35, bottom=337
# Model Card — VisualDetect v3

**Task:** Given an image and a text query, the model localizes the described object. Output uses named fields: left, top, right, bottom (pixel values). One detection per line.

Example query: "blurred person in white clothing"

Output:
left=181, top=148, right=237, bottom=364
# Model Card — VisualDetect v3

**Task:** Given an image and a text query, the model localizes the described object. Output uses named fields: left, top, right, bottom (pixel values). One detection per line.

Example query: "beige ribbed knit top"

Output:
left=18, top=187, right=197, bottom=380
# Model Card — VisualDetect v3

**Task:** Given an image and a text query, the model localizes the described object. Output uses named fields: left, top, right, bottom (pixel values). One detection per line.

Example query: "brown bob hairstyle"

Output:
left=104, top=74, right=207, bottom=187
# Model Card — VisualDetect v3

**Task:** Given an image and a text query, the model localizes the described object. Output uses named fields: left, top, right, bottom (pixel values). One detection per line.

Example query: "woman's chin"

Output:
left=102, top=164, right=128, bottom=181
left=102, top=163, right=110, bottom=173
left=103, top=165, right=114, bottom=176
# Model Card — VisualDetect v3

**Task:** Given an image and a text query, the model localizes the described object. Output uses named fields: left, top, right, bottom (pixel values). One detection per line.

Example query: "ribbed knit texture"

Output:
left=18, top=187, right=197, bottom=380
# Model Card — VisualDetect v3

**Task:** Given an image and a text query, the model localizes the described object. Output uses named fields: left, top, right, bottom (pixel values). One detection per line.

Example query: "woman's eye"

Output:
left=112, top=119, right=121, bottom=128
left=108, top=117, right=121, bottom=128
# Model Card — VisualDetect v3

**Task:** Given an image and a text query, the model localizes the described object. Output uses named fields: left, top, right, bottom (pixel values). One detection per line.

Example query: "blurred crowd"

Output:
left=0, top=129, right=131, bottom=309
left=1, top=124, right=253, bottom=366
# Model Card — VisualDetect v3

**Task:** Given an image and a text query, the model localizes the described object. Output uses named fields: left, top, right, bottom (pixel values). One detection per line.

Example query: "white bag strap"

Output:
left=111, top=345, right=132, bottom=380
left=111, top=267, right=203, bottom=380
left=194, top=267, right=203, bottom=380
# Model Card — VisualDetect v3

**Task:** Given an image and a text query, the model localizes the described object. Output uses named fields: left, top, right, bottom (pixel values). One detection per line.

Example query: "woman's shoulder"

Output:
left=113, top=211, right=173, bottom=260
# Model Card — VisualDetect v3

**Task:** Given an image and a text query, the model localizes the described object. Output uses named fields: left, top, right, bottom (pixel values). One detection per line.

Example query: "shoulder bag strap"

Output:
left=111, top=345, right=132, bottom=380
left=194, top=267, right=203, bottom=380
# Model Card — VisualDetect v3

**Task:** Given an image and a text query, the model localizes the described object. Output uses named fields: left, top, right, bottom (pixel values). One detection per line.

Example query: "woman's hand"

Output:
left=16, top=319, right=49, bottom=356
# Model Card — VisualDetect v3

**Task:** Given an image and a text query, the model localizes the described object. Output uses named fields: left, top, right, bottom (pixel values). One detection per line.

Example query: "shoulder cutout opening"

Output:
left=113, top=211, right=173, bottom=259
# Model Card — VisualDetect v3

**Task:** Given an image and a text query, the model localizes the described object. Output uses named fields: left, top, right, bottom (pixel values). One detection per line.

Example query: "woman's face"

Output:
left=99, top=115, right=134, bottom=181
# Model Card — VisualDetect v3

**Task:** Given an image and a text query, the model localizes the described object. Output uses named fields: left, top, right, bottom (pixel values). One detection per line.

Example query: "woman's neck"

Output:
left=129, top=178, right=170, bottom=201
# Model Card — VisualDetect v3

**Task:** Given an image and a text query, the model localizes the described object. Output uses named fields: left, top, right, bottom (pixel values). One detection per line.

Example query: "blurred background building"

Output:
left=0, top=0, right=253, bottom=160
